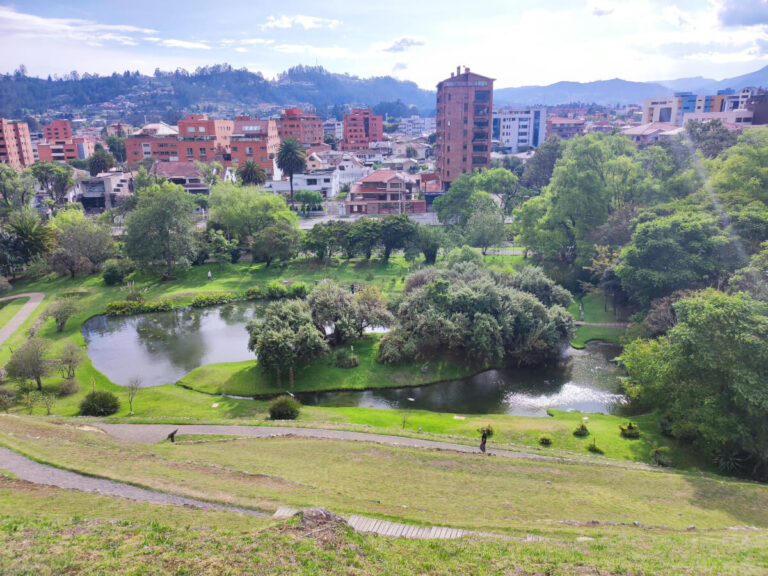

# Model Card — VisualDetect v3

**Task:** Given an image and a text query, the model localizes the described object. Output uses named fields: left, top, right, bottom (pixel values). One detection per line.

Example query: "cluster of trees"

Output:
left=246, top=281, right=391, bottom=385
left=378, top=261, right=574, bottom=366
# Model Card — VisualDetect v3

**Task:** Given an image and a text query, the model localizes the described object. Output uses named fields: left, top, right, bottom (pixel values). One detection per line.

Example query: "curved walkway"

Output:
left=0, top=292, right=45, bottom=348
left=0, top=446, right=264, bottom=517
left=96, top=423, right=655, bottom=472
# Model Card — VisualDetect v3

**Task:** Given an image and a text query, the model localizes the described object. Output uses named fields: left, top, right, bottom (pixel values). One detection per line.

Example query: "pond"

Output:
left=83, top=301, right=626, bottom=415
left=298, top=342, right=626, bottom=416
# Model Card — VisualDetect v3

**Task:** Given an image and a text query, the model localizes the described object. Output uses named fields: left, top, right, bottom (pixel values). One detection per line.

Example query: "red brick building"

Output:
left=37, top=137, right=95, bottom=163
left=545, top=117, right=585, bottom=140
left=0, top=118, right=34, bottom=171
left=345, top=170, right=425, bottom=215
left=341, top=108, right=384, bottom=152
left=126, top=115, right=233, bottom=165
left=435, top=66, right=494, bottom=189
left=43, top=120, right=74, bottom=143
left=276, top=108, right=323, bottom=146
left=230, top=117, right=280, bottom=177
left=125, top=122, right=180, bottom=163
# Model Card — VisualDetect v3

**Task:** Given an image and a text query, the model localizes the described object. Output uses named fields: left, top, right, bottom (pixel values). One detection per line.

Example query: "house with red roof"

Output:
left=344, top=170, right=425, bottom=216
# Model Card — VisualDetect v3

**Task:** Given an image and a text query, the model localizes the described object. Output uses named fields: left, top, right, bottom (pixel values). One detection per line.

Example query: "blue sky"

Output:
left=1, top=0, right=768, bottom=88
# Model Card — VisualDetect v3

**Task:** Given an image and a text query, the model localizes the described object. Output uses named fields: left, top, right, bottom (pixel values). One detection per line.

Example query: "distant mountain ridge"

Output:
left=2, top=62, right=768, bottom=121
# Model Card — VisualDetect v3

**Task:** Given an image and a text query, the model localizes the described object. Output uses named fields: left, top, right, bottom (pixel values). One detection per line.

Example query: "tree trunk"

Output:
left=289, top=174, right=294, bottom=203
left=36, top=377, right=42, bottom=391
left=289, top=367, right=294, bottom=388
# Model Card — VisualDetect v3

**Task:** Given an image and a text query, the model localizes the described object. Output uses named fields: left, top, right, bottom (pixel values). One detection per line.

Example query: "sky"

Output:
left=1, top=0, right=768, bottom=89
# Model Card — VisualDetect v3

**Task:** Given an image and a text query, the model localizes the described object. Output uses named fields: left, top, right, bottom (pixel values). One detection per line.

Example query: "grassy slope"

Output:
left=568, top=292, right=626, bottom=348
left=0, top=297, right=29, bottom=331
left=3, top=479, right=765, bottom=575
left=179, top=335, right=479, bottom=396
left=1, top=416, right=768, bottom=576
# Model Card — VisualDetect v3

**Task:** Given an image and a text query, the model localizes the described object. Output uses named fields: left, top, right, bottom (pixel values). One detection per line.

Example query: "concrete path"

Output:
left=0, top=446, right=264, bottom=517
left=0, top=292, right=45, bottom=348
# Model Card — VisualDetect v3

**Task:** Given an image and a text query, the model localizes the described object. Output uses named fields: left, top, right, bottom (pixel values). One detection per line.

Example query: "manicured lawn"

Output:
left=568, top=292, right=626, bottom=348
left=179, top=335, right=481, bottom=397
left=0, top=296, right=28, bottom=330
left=2, top=477, right=766, bottom=575
left=1, top=417, right=766, bottom=536
left=570, top=324, right=626, bottom=348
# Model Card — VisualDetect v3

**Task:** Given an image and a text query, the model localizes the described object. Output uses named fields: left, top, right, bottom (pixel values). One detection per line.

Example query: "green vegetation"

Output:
left=0, top=296, right=28, bottom=330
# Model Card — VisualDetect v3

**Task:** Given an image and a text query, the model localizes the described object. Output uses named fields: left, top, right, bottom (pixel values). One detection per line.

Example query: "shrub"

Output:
left=105, top=299, right=172, bottom=316
left=0, top=276, right=11, bottom=292
left=103, top=260, right=127, bottom=286
left=573, top=423, right=590, bottom=437
left=266, top=280, right=288, bottom=300
left=619, top=421, right=641, bottom=439
left=269, top=395, right=301, bottom=420
left=191, top=292, right=234, bottom=308
left=288, top=282, right=309, bottom=299
left=0, top=388, right=16, bottom=411
left=587, top=439, right=604, bottom=454
left=245, top=285, right=263, bottom=300
left=539, top=435, right=553, bottom=446
left=79, top=390, right=120, bottom=416
left=59, top=378, right=80, bottom=396
left=334, top=348, right=360, bottom=368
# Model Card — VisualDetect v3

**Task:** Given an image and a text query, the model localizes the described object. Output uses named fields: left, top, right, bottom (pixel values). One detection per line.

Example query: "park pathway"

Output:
left=0, top=293, right=45, bottom=348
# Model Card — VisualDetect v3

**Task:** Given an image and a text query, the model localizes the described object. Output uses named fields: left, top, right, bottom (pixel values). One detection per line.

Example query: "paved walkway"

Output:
left=0, top=292, right=45, bottom=348
left=0, top=446, right=264, bottom=517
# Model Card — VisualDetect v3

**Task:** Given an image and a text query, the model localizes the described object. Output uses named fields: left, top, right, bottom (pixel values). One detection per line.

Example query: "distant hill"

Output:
left=494, top=79, right=673, bottom=107
left=0, top=64, right=435, bottom=122
left=655, top=76, right=717, bottom=92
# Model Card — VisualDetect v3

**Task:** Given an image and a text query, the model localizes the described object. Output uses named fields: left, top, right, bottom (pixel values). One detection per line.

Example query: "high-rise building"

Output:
left=493, top=108, right=546, bottom=152
left=230, top=117, right=280, bottom=178
left=435, top=66, right=494, bottom=189
left=276, top=108, right=323, bottom=146
left=0, top=118, right=34, bottom=172
left=43, top=120, right=74, bottom=143
left=642, top=88, right=756, bottom=126
left=341, top=108, right=384, bottom=152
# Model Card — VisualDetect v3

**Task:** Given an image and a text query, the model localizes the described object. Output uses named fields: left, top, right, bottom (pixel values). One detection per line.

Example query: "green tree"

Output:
left=294, top=189, right=323, bottom=216
left=208, top=182, right=295, bottom=240
left=474, top=168, right=520, bottom=214
left=124, top=182, right=196, bottom=274
left=86, top=146, right=115, bottom=176
left=0, top=165, right=35, bottom=212
left=6, top=338, right=52, bottom=391
left=521, top=135, right=565, bottom=190
left=348, top=218, right=382, bottom=260
left=380, top=214, right=417, bottom=261
left=277, top=138, right=307, bottom=202
left=432, top=173, right=492, bottom=226
left=246, top=299, right=327, bottom=386
left=28, top=162, right=74, bottom=205
left=45, top=297, right=79, bottom=332
left=405, top=146, right=417, bottom=159
left=49, top=205, right=114, bottom=277
left=407, top=224, right=446, bottom=265
left=236, top=160, right=267, bottom=186
left=105, top=135, right=126, bottom=163
left=616, top=211, right=739, bottom=306
left=621, top=290, right=768, bottom=479
left=466, top=206, right=506, bottom=255
left=685, top=119, right=738, bottom=159
left=251, top=218, right=302, bottom=267
left=5, top=207, right=53, bottom=263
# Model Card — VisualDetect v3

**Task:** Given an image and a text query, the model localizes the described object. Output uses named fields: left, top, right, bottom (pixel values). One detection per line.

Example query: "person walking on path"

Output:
left=207, top=270, right=212, bottom=281
left=479, top=429, right=488, bottom=454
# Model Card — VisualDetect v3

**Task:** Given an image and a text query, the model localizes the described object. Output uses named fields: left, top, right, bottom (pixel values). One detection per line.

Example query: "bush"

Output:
left=105, top=299, right=172, bottom=316
left=79, top=390, right=120, bottom=416
left=103, top=260, right=129, bottom=286
left=0, top=388, right=16, bottom=412
left=288, top=282, right=309, bottom=299
left=573, top=423, right=590, bottom=437
left=587, top=439, right=604, bottom=454
left=619, top=421, right=641, bottom=439
left=334, top=348, right=360, bottom=368
left=191, top=292, right=234, bottom=308
left=269, top=395, right=301, bottom=420
left=59, top=378, right=80, bottom=396
left=538, top=435, right=553, bottom=446
left=266, top=280, right=288, bottom=299
left=245, top=285, right=263, bottom=300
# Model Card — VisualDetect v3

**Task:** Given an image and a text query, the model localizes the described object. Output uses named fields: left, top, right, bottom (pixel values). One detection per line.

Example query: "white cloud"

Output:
left=234, top=47, right=247, bottom=53
left=262, top=15, right=341, bottom=30
left=377, top=37, right=426, bottom=53
left=586, top=0, right=616, bottom=16
left=160, top=39, right=211, bottom=50
left=0, top=5, right=155, bottom=46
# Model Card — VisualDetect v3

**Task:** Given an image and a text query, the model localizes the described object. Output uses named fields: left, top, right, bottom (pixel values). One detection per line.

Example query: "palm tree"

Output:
left=276, top=138, right=307, bottom=203
left=236, top=160, right=267, bottom=186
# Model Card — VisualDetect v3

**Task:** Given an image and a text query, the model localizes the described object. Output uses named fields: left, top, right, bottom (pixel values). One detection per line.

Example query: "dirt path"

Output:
left=0, top=446, right=264, bottom=516
left=0, top=292, right=45, bottom=348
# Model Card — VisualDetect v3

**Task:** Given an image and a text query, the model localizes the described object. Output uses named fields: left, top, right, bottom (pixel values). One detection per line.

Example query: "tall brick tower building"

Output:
left=435, top=66, right=494, bottom=189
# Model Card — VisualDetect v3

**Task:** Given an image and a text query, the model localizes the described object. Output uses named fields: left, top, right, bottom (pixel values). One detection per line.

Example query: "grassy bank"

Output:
left=2, top=476, right=765, bottom=575
left=0, top=296, right=29, bottom=330
left=568, top=292, right=627, bottom=348
left=179, top=335, right=480, bottom=397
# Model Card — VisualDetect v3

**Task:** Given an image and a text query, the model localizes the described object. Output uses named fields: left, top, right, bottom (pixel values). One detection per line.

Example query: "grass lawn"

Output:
left=0, top=296, right=29, bottom=330
left=179, top=335, right=481, bottom=397
left=568, top=292, right=627, bottom=348
left=2, top=417, right=767, bottom=539
left=2, top=477, right=766, bottom=575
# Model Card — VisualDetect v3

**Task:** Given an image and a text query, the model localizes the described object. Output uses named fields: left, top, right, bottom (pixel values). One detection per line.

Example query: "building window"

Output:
left=199, top=147, right=206, bottom=156
left=246, top=146, right=253, bottom=154
left=186, top=147, right=193, bottom=156
left=187, top=127, right=195, bottom=133
left=199, top=127, right=206, bottom=132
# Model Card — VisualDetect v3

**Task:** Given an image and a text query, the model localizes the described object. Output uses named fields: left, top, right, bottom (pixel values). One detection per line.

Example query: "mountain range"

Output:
left=2, top=63, right=767, bottom=122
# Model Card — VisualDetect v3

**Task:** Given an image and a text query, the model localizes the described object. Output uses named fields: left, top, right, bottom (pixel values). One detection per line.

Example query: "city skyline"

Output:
left=1, top=1, right=768, bottom=89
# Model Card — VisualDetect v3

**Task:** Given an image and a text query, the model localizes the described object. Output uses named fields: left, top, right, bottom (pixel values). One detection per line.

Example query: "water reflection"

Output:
left=82, top=302, right=264, bottom=387
left=299, top=342, right=626, bottom=416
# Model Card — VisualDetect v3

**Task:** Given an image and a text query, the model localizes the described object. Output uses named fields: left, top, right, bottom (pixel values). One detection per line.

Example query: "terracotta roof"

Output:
left=358, top=169, right=415, bottom=184
left=621, top=122, right=679, bottom=136
left=150, top=161, right=203, bottom=179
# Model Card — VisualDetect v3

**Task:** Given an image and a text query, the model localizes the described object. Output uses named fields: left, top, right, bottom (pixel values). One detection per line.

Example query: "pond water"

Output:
left=299, top=342, right=626, bottom=416
left=83, top=301, right=626, bottom=416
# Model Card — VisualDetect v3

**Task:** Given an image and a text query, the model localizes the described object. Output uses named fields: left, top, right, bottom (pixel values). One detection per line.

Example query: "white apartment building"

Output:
left=398, top=115, right=436, bottom=137
left=493, top=108, right=547, bottom=153
left=323, top=119, right=344, bottom=140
